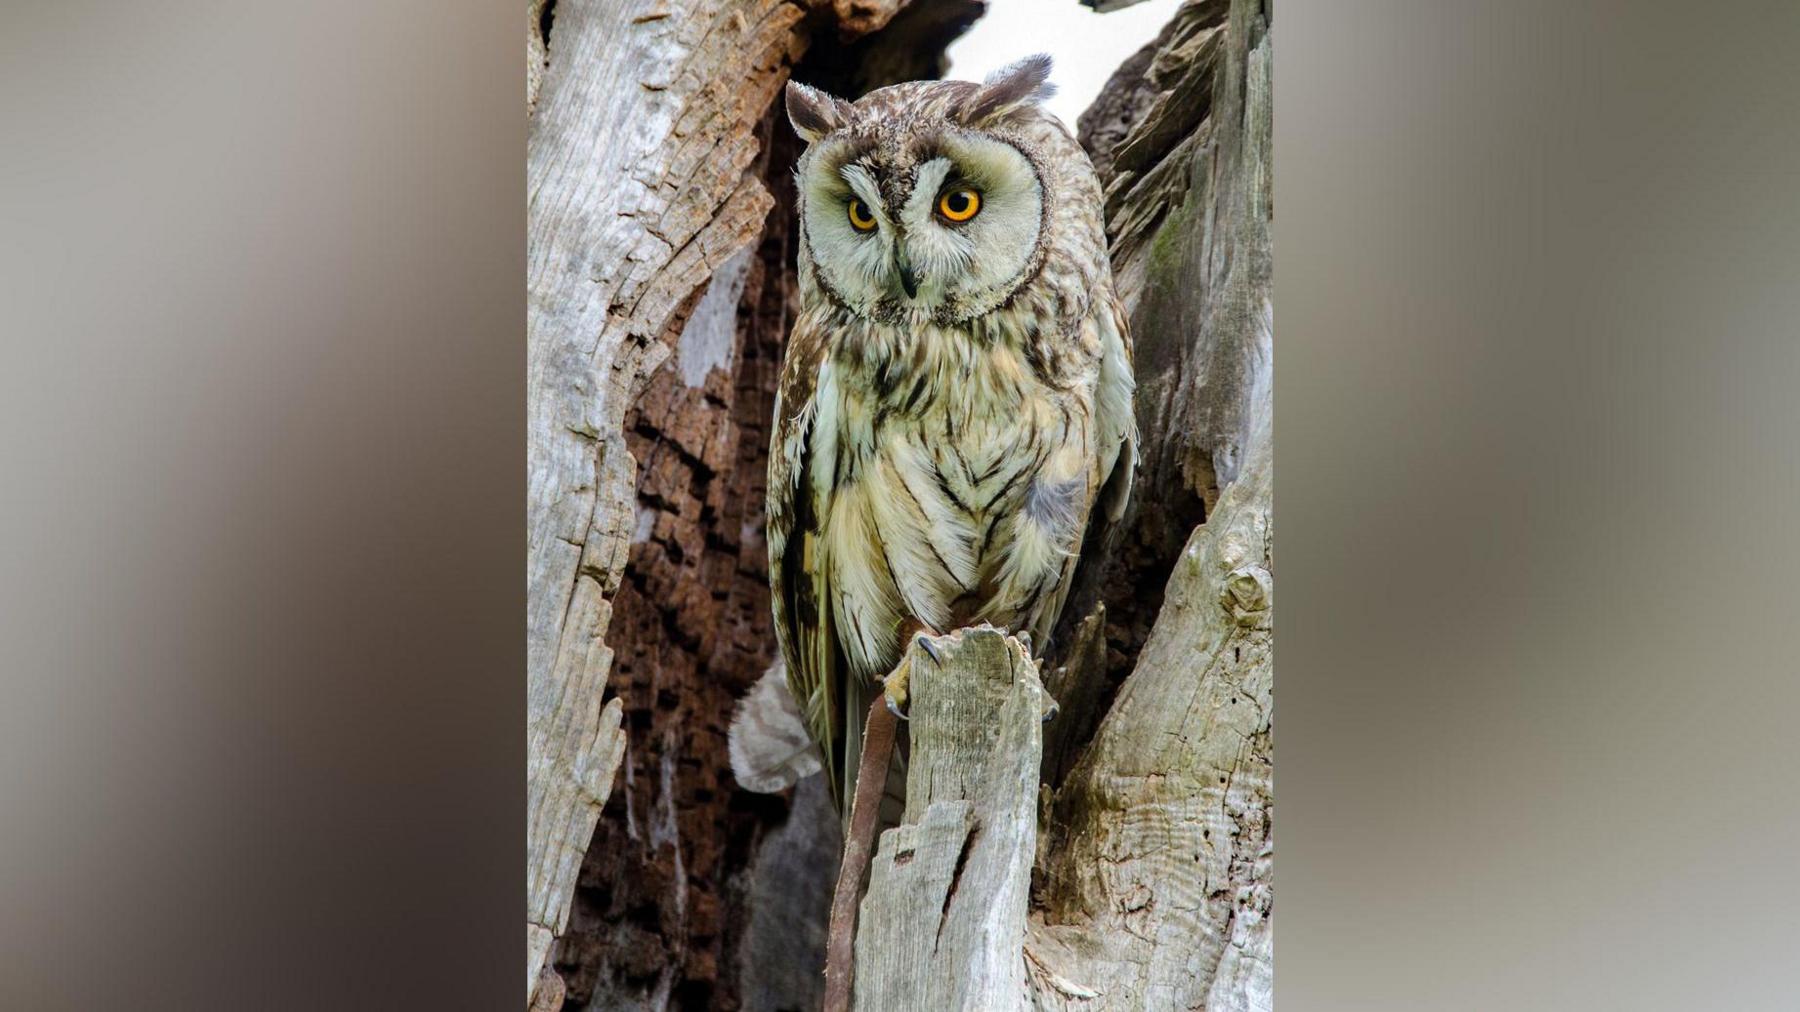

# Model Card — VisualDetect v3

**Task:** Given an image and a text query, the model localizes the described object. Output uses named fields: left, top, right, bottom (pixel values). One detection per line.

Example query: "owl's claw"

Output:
left=914, top=633, right=941, bottom=666
left=886, top=693, right=908, bottom=721
left=1016, top=630, right=1034, bottom=656
left=1041, top=699, right=1061, bottom=723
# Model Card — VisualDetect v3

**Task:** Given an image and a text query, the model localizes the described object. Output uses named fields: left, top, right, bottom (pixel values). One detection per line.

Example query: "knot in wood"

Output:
left=1222, top=565, right=1272, bottom=628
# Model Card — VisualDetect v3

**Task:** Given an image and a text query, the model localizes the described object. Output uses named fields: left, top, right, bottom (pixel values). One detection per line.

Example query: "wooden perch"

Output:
left=848, top=626, right=1046, bottom=1011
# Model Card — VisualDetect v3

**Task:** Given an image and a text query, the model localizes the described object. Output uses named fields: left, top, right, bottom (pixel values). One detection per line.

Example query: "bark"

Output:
left=526, top=1, right=813, bottom=1006
left=527, top=0, right=1270, bottom=1007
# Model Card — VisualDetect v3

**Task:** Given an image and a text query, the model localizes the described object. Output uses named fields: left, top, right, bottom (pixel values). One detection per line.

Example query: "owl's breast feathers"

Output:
left=768, top=289, right=1135, bottom=809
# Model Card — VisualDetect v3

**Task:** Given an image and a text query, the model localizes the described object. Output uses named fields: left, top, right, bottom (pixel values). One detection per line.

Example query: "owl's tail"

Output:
left=728, top=660, right=824, bottom=793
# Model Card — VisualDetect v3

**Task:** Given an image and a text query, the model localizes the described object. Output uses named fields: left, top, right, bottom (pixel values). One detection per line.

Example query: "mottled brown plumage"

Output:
left=766, top=57, right=1137, bottom=811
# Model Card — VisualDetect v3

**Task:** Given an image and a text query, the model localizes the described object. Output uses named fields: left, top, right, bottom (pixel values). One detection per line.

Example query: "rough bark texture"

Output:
left=528, top=0, right=1269, bottom=1006
left=527, top=2, right=981, bottom=1009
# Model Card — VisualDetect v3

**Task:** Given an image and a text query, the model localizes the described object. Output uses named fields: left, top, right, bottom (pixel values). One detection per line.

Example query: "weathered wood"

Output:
left=1034, top=0, right=1273, bottom=1007
left=527, top=2, right=957, bottom=1008
left=1052, top=0, right=1240, bottom=738
left=1030, top=419, right=1271, bottom=1011
left=852, top=627, right=1046, bottom=1012
left=526, top=0, right=813, bottom=1004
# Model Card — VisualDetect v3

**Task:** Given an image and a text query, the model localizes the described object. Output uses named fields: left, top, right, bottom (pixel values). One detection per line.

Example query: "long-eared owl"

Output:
left=756, top=56, right=1137, bottom=809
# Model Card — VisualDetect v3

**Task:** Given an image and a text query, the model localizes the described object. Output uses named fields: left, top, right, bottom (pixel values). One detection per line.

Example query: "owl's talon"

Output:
left=1016, top=630, right=1034, bottom=655
left=914, top=634, right=941, bottom=666
left=886, top=694, right=909, bottom=721
left=1041, top=700, right=1060, bottom=723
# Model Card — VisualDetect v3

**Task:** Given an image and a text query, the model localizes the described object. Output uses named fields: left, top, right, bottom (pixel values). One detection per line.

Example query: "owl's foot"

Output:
left=883, top=632, right=943, bottom=719
left=883, top=656, right=911, bottom=720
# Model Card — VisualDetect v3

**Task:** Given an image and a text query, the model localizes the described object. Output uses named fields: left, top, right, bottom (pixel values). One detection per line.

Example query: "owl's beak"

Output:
left=893, top=242, right=919, bottom=299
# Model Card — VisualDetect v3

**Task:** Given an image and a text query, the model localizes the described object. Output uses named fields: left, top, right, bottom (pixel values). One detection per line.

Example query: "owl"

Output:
left=751, top=56, right=1136, bottom=811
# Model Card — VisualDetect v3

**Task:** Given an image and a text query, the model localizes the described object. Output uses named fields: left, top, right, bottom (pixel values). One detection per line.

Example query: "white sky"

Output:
left=944, top=0, right=1184, bottom=129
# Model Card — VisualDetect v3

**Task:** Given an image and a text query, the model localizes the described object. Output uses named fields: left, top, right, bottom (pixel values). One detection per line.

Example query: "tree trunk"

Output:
left=526, top=0, right=1271, bottom=1007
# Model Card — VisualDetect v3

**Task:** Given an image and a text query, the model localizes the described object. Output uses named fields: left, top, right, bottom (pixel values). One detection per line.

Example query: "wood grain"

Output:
left=852, top=628, right=1045, bottom=1012
left=526, top=0, right=812, bottom=1004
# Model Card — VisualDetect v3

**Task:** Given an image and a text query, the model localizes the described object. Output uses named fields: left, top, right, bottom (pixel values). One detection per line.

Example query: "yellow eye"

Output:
left=937, top=187, right=980, bottom=222
left=847, top=198, right=877, bottom=232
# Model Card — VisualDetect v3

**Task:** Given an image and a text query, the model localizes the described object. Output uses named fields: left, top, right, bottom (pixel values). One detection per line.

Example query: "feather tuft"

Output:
left=729, top=661, right=824, bottom=793
left=961, top=54, right=1057, bottom=124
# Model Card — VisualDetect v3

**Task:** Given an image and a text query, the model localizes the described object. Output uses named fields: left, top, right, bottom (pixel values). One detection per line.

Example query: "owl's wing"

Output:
left=1027, top=289, right=1139, bottom=651
left=1091, top=287, right=1139, bottom=531
left=766, top=311, right=848, bottom=808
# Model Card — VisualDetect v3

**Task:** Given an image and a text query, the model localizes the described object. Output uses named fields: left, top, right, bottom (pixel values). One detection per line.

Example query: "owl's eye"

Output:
left=846, top=198, right=878, bottom=232
left=937, top=187, right=981, bottom=223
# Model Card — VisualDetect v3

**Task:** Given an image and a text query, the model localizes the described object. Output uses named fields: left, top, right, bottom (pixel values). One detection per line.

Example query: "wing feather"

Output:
left=1033, top=288, right=1138, bottom=648
left=766, top=312, right=849, bottom=808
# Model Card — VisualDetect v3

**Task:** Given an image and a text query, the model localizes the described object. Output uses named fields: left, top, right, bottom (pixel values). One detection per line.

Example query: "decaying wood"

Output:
left=1029, top=420, right=1271, bottom=1011
left=526, top=0, right=813, bottom=1004
left=851, top=628, right=1046, bottom=1011
left=527, top=1, right=983, bottom=1008
left=1053, top=0, right=1270, bottom=759
left=1039, top=0, right=1273, bottom=1006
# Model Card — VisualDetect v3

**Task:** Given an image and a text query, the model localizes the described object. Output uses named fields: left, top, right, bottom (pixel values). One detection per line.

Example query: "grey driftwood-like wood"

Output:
left=1028, top=422, right=1271, bottom=1011
left=1041, top=0, right=1273, bottom=1006
left=852, top=627, right=1046, bottom=1011
left=528, top=0, right=826, bottom=1004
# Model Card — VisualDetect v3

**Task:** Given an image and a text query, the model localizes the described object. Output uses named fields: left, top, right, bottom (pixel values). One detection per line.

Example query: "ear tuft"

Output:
left=786, top=80, right=849, bottom=143
left=962, top=54, right=1056, bottom=125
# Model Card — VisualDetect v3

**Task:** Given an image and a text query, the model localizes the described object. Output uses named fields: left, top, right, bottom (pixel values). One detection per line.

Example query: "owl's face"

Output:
left=788, top=59, right=1059, bottom=324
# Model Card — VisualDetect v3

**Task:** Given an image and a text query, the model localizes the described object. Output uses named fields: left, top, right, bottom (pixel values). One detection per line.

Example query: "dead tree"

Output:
left=526, top=0, right=1270, bottom=1008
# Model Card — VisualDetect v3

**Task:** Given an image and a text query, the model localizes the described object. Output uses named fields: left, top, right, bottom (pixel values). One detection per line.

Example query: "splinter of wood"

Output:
left=823, top=695, right=898, bottom=1012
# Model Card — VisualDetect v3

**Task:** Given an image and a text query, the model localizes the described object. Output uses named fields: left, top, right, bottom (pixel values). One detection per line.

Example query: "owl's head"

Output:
left=787, top=56, right=1066, bottom=325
